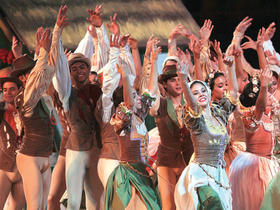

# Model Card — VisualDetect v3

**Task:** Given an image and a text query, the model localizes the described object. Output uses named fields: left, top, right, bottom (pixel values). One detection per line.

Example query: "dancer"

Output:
left=14, top=5, right=68, bottom=210
left=105, top=44, right=161, bottom=210
left=150, top=25, right=194, bottom=210
left=174, top=54, right=237, bottom=209
left=0, top=77, right=25, bottom=210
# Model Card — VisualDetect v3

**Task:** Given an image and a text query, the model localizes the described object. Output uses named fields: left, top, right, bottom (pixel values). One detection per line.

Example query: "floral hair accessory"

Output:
left=141, top=90, right=156, bottom=108
left=119, top=102, right=132, bottom=116
left=251, top=75, right=259, bottom=95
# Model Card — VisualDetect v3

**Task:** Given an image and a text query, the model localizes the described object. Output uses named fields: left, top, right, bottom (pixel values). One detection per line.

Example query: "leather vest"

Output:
left=155, top=97, right=193, bottom=167
left=15, top=89, right=53, bottom=157
left=119, top=115, right=149, bottom=163
left=0, top=109, right=20, bottom=171
left=95, top=97, right=120, bottom=159
left=66, top=84, right=102, bottom=151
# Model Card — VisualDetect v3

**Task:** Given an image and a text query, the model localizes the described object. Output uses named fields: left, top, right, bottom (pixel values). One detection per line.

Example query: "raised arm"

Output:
left=11, top=36, right=22, bottom=59
left=51, top=5, right=71, bottom=111
left=128, top=37, right=142, bottom=90
left=224, top=55, right=238, bottom=102
left=87, top=5, right=110, bottom=71
left=192, top=40, right=203, bottom=81
left=255, top=66, right=271, bottom=121
left=256, top=28, right=268, bottom=70
left=148, top=43, right=161, bottom=95
left=101, top=34, right=121, bottom=122
left=177, top=60, right=198, bottom=114
left=212, top=40, right=225, bottom=72
left=117, top=57, right=134, bottom=109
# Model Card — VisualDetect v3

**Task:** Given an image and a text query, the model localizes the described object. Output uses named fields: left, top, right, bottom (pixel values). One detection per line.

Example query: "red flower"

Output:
left=0, top=48, right=15, bottom=64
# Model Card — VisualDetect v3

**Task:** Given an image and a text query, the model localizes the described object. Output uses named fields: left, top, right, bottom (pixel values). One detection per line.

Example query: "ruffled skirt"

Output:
left=229, top=152, right=279, bottom=210
left=175, top=162, right=232, bottom=210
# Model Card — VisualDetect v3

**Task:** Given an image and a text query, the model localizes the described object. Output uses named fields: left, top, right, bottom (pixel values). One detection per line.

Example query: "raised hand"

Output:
left=256, top=27, right=266, bottom=48
left=200, top=19, right=214, bottom=42
left=56, top=5, right=69, bottom=29
left=40, top=28, right=52, bottom=52
left=223, top=55, right=234, bottom=67
left=145, top=35, right=160, bottom=57
left=188, top=34, right=199, bottom=52
left=109, top=34, right=120, bottom=48
left=264, top=22, right=276, bottom=41
left=64, top=48, right=72, bottom=59
left=260, top=65, right=273, bottom=87
left=192, top=39, right=202, bottom=59
left=106, top=13, right=120, bottom=35
left=212, top=40, right=222, bottom=57
left=12, top=36, right=22, bottom=59
left=241, top=35, right=256, bottom=50
left=87, top=4, right=103, bottom=27
left=120, top=34, right=130, bottom=47
left=150, top=43, right=161, bottom=61
left=235, top=16, right=253, bottom=35
left=177, top=47, right=189, bottom=75
left=35, top=26, right=44, bottom=56
left=128, top=37, right=138, bottom=49
left=265, top=50, right=280, bottom=66
left=231, top=44, right=242, bottom=57
left=169, top=24, right=183, bottom=40
left=87, top=24, right=97, bottom=39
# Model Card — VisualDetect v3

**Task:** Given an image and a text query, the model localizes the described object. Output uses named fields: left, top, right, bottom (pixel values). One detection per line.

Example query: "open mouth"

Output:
left=199, top=96, right=207, bottom=102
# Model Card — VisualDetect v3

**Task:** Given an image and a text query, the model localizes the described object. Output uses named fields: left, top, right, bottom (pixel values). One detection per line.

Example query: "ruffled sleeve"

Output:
left=184, top=105, right=203, bottom=133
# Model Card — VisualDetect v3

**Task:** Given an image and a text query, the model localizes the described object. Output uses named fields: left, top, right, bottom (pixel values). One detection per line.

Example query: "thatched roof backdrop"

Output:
left=0, top=0, right=200, bottom=50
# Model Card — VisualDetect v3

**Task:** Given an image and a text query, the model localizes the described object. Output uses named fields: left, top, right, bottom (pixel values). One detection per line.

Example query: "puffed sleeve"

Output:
left=184, top=105, right=203, bottom=134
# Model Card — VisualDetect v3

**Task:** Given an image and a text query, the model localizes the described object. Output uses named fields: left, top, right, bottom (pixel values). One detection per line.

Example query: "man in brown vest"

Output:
left=0, top=77, right=25, bottom=210
left=150, top=56, right=193, bottom=210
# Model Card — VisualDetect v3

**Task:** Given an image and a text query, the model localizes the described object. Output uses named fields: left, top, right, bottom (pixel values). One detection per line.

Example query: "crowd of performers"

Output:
left=0, top=4, right=280, bottom=210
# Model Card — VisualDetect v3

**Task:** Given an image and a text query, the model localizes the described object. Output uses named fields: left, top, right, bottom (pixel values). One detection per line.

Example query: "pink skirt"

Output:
left=229, top=152, right=279, bottom=210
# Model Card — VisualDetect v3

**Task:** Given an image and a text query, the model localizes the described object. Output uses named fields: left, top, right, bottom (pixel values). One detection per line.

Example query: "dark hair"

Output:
left=239, top=80, right=260, bottom=107
left=207, top=72, right=225, bottom=91
left=190, top=80, right=206, bottom=89
left=112, top=86, right=124, bottom=107
left=272, top=71, right=278, bottom=81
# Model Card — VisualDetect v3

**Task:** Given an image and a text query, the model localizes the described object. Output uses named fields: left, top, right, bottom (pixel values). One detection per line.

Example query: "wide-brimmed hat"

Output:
left=0, top=76, right=23, bottom=89
left=68, top=53, right=91, bottom=68
left=11, top=54, right=36, bottom=77
left=158, top=64, right=178, bottom=84
left=0, top=66, right=13, bottom=78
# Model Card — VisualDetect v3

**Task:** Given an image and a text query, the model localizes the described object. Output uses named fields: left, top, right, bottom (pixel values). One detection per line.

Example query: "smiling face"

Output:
left=70, top=61, right=90, bottom=84
left=212, top=75, right=228, bottom=101
left=163, top=76, right=182, bottom=97
left=3, top=82, right=19, bottom=104
left=191, top=82, right=209, bottom=108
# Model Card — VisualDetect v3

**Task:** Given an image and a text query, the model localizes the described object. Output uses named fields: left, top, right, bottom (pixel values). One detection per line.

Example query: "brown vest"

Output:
left=66, top=84, right=102, bottom=151
left=15, top=89, right=54, bottom=157
left=118, top=116, right=149, bottom=163
left=95, top=97, right=120, bottom=160
left=155, top=97, right=193, bottom=168
left=0, top=108, right=20, bottom=171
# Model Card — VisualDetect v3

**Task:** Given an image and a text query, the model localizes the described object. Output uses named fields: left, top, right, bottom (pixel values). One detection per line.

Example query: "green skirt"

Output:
left=260, top=171, right=280, bottom=210
left=105, top=162, right=161, bottom=210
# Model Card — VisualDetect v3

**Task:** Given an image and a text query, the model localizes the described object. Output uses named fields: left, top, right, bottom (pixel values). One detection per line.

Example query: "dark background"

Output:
left=182, top=0, right=280, bottom=68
